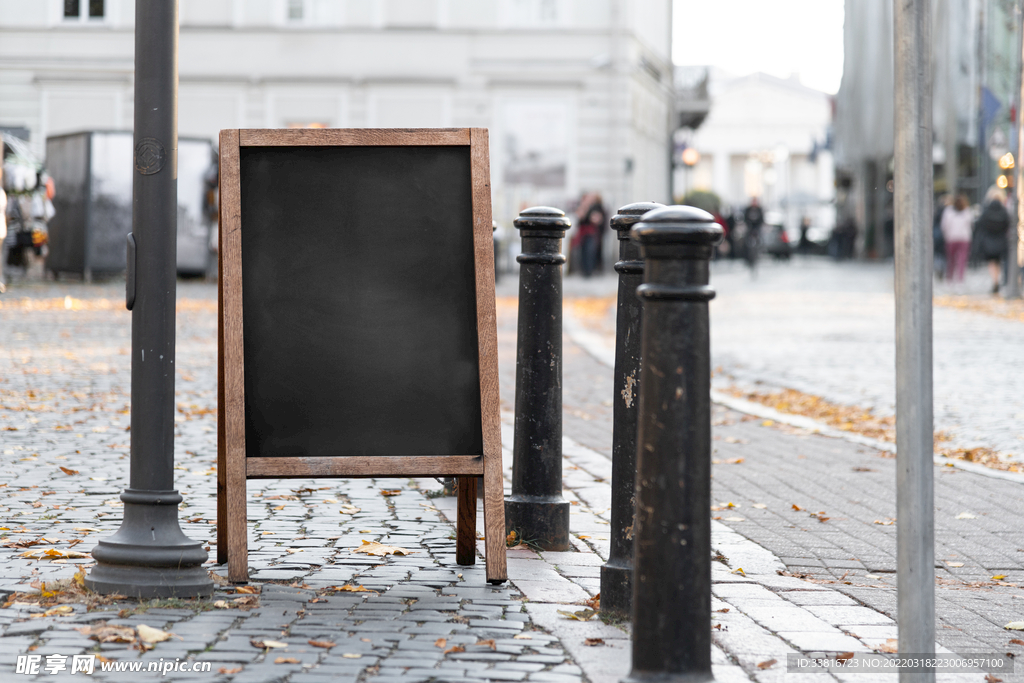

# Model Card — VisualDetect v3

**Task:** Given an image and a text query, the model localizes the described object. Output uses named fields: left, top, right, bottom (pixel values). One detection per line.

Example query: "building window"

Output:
left=64, top=0, right=105, bottom=20
left=500, top=0, right=566, bottom=27
left=287, top=0, right=305, bottom=22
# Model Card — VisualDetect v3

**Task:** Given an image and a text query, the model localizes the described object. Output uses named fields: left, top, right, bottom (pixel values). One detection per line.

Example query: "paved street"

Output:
left=709, top=257, right=1024, bottom=461
left=0, top=265, right=1019, bottom=681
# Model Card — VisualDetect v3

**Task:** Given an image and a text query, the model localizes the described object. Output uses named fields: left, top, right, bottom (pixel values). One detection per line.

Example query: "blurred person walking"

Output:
left=0, top=165, right=6, bottom=293
left=572, top=193, right=607, bottom=277
left=941, top=192, right=972, bottom=284
left=742, top=197, right=764, bottom=274
left=974, top=186, right=1010, bottom=294
left=933, top=193, right=949, bottom=280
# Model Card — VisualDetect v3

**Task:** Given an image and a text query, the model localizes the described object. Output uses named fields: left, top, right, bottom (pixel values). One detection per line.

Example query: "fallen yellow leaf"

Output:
left=308, top=640, right=335, bottom=649
left=251, top=639, right=288, bottom=649
left=137, top=625, right=174, bottom=644
left=352, top=540, right=415, bottom=557
left=330, top=584, right=376, bottom=593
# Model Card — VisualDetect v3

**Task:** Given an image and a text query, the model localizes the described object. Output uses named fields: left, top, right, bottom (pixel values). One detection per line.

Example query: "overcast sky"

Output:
left=672, top=0, right=846, bottom=94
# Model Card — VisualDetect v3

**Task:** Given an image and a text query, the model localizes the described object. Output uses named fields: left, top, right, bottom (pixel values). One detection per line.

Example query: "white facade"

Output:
left=0, top=0, right=674, bottom=231
left=677, top=70, right=835, bottom=231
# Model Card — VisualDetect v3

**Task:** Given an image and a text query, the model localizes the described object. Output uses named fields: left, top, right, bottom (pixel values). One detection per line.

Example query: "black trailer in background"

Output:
left=45, top=130, right=215, bottom=280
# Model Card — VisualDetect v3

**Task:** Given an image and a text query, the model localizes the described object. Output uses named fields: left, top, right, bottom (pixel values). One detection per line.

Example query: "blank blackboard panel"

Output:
left=239, top=145, right=482, bottom=458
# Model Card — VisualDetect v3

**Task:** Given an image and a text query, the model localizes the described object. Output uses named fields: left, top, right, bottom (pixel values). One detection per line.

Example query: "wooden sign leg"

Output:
left=456, top=476, right=477, bottom=565
left=216, top=250, right=227, bottom=566
left=226, top=461, right=248, bottom=583
left=481, top=454, right=508, bottom=583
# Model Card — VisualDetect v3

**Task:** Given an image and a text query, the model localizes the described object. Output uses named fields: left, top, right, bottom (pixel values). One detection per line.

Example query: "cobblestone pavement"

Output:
left=0, top=274, right=1008, bottom=683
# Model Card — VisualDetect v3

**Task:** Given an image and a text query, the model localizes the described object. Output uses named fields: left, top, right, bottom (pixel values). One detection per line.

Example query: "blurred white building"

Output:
left=674, top=68, right=835, bottom=233
left=0, top=0, right=674, bottom=233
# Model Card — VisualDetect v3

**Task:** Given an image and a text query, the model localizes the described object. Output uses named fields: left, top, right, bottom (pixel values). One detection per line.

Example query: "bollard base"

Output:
left=622, top=671, right=715, bottom=683
left=85, top=563, right=214, bottom=599
left=599, top=559, right=632, bottom=617
left=505, top=496, right=570, bottom=551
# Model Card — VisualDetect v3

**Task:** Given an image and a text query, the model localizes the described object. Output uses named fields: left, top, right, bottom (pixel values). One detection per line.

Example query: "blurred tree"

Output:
left=679, top=189, right=721, bottom=215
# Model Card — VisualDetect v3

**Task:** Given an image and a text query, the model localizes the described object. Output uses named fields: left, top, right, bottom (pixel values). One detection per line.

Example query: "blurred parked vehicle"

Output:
left=764, top=223, right=791, bottom=260
left=46, top=131, right=216, bottom=280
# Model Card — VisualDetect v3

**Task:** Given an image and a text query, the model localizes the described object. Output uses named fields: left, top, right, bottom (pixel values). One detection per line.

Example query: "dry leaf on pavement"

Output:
left=137, top=625, right=175, bottom=644
left=235, top=585, right=259, bottom=594
left=308, top=640, right=335, bottom=649
left=352, top=540, right=414, bottom=556
left=342, top=653, right=362, bottom=659
left=251, top=639, right=288, bottom=649
left=58, top=466, right=79, bottom=475
left=31, top=605, right=73, bottom=618
left=434, top=638, right=447, bottom=648
left=584, top=638, right=604, bottom=646
left=218, top=667, right=242, bottom=675
left=274, top=657, right=300, bottom=664
left=330, top=584, right=377, bottom=593
left=76, top=624, right=136, bottom=643
left=557, top=608, right=595, bottom=621
left=878, top=638, right=899, bottom=653
left=444, top=645, right=466, bottom=655
left=475, top=639, right=496, bottom=651
left=1004, top=622, right=1024, bottom=630
left=1009, top=638, right=1024, bottom=646
left=757, top=659, right=777, bottom=670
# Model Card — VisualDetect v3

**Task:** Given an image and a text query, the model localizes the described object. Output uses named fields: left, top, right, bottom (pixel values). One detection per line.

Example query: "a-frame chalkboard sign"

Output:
left=217, top=128, right=506, bottom=584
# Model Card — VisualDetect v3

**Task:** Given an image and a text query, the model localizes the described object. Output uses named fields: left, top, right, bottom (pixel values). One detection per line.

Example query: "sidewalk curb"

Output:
left=562, top=312, right=1024, bottom=486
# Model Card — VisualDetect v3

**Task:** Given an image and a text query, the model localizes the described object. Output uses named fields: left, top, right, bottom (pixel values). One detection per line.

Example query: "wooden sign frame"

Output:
left=216, top=128, right=506, bottom=584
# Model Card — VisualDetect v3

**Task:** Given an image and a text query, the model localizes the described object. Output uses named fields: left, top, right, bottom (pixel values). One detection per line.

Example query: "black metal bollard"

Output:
left=624, top=206, right=721, bottom=683
left=505, top=206, right=571, bottom=551
left=85, top=0, right=212, bottom=598
left=600, top=201, right=663, bottom=617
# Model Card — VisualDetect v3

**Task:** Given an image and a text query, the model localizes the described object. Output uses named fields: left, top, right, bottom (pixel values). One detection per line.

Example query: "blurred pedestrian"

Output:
left=974, top=186, right=1010, bottom=294
left=798, top=216, right=812, bottom=254
left=0, top=165, right=6, bottom=293
left=933, top=193, right=949, bottom=280
left=941, top=192, right=972, bottom=284
left=572, top=193, right=606, bottom=277
left=742, top=197, right=764, bottom=274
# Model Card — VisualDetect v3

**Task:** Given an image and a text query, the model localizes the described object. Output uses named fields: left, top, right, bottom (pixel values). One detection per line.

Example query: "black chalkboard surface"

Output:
left=217, top=129, right=505, bottom=584
left=239, top=145, right=482, bottom=458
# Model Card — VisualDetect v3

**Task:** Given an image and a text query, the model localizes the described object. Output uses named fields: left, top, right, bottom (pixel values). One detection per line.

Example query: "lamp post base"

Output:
left=85, top=562, right=214, bottom=599
left=85, top=489, right=214, bottom=598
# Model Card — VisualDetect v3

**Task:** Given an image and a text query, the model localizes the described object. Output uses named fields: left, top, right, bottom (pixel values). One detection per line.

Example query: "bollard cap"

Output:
left=514, top=206, right=572, bottom=232
left=631, top=205, right=723, bottom=248
left=610, top=202, right=664, bottom=239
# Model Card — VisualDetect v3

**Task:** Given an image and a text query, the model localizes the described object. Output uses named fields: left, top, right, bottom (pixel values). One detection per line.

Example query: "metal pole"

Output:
left=1010, top=1, right=1024, bottom=299
left=86, top=0, right=212, bottom=598
left=505, top=206, right=571, bottom=551
left=600, top=201, right=663, bottom=618
left=623, top=205, right=720, bottom=683
left=893, top=0, right=935, bottom=678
